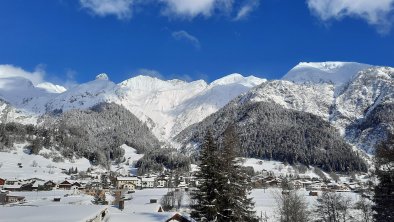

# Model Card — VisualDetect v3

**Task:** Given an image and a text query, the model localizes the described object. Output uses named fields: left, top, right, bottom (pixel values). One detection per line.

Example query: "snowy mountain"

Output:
left=0, top=73, right=265, bottom=141
left=282, top=62, right=372, bottom=86
left=177, top=64, right=394, bottom=154
left=0, top=62, right=392, bottom=155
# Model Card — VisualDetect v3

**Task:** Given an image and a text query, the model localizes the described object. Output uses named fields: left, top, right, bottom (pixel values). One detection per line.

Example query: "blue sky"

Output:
left=0, top=0, right=394, bottom=86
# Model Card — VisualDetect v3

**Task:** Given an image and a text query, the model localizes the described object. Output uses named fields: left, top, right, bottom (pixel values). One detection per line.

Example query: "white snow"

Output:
left=0, top=143, right=91, bottom=181
left=36, top=82, right=67, bottom=93
left=111, top=145, right=144, bottom=176
left=283, top=61, right=372, bottom=86
left=0, top=189, right=106, bottom=222
left=0, top=73, right=265, bottom=141
left=241, top=158, right=320, bottom=178
left=108, top=188, right=174, bottom=222
left=250, top=188, right=362, bottom=222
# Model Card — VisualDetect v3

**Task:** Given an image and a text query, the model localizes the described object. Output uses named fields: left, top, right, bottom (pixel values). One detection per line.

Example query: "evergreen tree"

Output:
left=191, top=131, right=221, bottom=221
left=373, top=133, right=394, bottom=221
left=216, top=125, right=258, bottom=222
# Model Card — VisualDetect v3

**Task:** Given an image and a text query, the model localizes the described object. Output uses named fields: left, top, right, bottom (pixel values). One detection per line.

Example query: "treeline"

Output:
left=0, top=122, right=36, bottom=151
left=176, top=101, right=367, bottom=173
left=136, top=147, right=191, bottom=175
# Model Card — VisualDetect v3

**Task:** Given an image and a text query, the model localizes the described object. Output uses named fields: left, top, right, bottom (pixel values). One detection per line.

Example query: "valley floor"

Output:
left=0, top=188, right=364, bottom=222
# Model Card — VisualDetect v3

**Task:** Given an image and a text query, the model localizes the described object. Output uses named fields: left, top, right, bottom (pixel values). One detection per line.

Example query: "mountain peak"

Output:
left=95, top=73, right=109, bottom=80
left=283, top=61, right=372, bottom=86
left=210, top=73, right=266, bottom=87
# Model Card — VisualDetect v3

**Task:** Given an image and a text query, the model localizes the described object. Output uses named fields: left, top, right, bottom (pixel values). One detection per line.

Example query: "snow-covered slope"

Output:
left=283, top=62, right=372, bottom=86
left=0, top=77, right=58, bottom=124
left=36, top=82, right=67, bottom=93
left=117, top=74, right=265, bottom=139
left=1, top=62, right=391, bottom=153
left=233, top=65, right=394, bottom=153
left=0, top=73, right=265, bottom=141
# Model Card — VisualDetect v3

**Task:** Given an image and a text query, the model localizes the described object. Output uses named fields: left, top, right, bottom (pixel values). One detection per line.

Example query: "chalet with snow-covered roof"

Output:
left=3, top=179, right=22, bottom=191
left=141, top=177, right=155, bottom=188
left=58, top=180, right=72, bottom=189
left=165, top=213, right=195, bottom=222
left=0, top=178, right=5, bottom=187
left=157, top=178, right=167, bottom=188
left=0, top=193, right=25, bottom=204
left=44, top=180, right=57, bottom=189
left=72, top=181, right=82, bottom=188
left=116, top=177, right=141, bottom=189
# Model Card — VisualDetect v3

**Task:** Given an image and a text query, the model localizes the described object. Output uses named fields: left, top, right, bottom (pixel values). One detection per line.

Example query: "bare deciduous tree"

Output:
left=275, top=191, right=309, bottom=222
left=315, top=192, right=352, bottom=222
left=355, top=197, right=373, bottom=222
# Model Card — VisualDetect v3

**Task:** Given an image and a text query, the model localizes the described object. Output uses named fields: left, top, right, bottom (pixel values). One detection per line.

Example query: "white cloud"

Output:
left=80, top=0, right=134, bottom=20
left=307, top=0, right=394, bottom=33
left=172, top=30, right=201, bottom=49
left=78, top=0, right=260, bottom=20
left=160, top=0, right=233, bottom=18
left=0, top=64, right=45, bottom=85
left=234, top=0, right=259, bottom=21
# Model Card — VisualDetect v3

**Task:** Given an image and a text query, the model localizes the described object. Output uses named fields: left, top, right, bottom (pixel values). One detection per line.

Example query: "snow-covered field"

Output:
left=110, top=145, right=144, bottom=176
left=251, top=188, right=362, bottom=221
left=0, top=190, right=101, bottom=222
left=108, top=188, right=174, bottom=222
left=0, top=143, right=90, bottom=181
left=0, top=187, right=366, bottom=222
left=242, top=158, right=321, bottom=178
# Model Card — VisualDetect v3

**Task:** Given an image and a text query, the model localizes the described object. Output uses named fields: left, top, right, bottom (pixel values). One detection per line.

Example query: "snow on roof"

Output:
left=3, top=185, right=22, bottom=189
left=117, top=177, right=140, bottom=181
left=0, top=205, right=107, bottom=222
left=109, top=211, right=174, bottom=222
left=141, top=177, right=155, bottom=182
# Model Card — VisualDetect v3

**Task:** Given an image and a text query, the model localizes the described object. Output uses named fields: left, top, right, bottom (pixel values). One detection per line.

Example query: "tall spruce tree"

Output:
left=191, top=131, right=221, bottom=221
left=217, top=125, right=258, bottom=222
left=373, top=133, right=394, bottom=221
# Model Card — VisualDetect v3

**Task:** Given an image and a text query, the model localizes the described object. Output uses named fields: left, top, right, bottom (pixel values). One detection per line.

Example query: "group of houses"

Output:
left=251, top=172, right=370, bottom=194
left=0, top=177, right=87, bottom=192
left=115, top=173, right=194, bottom=191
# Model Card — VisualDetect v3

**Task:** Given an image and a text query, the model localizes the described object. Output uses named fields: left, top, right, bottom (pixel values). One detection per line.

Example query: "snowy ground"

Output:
left=251, top=188, right=362, bottom=221
left=242, top=158, right=321, bottom=178
left=0, top=187, right=366, bottom=222
left=110, top=144, right=143, bottom=176
left=0, top=144, right=90, bottom=181
left=0, top=190, right=101, bottom=222
left=108, top=188, right=174, bottom=222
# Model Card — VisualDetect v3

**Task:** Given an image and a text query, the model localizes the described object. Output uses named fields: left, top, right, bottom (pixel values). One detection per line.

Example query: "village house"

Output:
left=122, top=183, right=136, bottom=191
left=289, top=180, right=303, bottom=189
left=157, top=178, right=167, bottom=188
left=166, top=213, right=194, bottom=222
left=0, top=178, right=5, bottom=188
left=116, top=177, right=141, bottom=189
left=72, top=181, right=83, bottom=190
left=0, top=192, right=25, bottom=204
left=44, top=180, right=57, bottom=190
left=58, top=180, right=73, bottom=189
left=141, top=177, right=155, bottom=188
left=3, top=179, right=22, bottom=191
